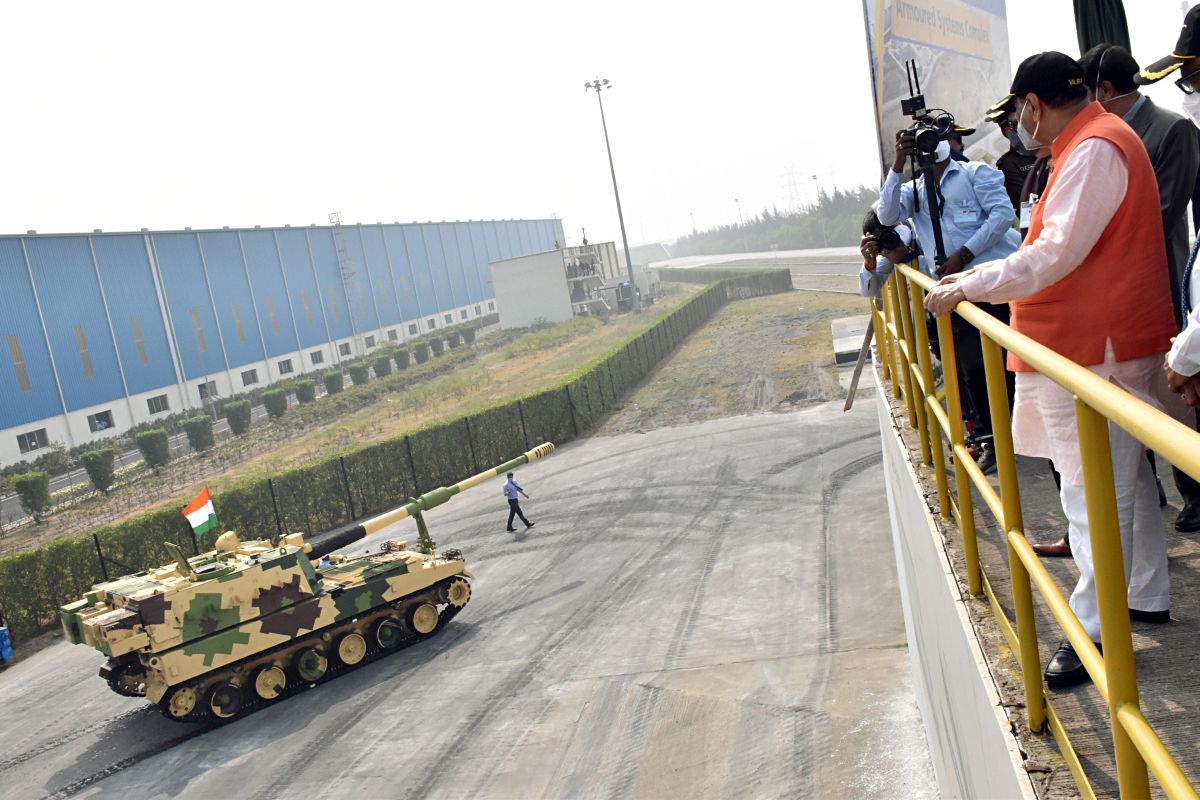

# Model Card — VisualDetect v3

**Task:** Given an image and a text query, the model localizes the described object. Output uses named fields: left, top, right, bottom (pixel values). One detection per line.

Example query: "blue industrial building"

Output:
left=0, top=218, right=563, bottom=466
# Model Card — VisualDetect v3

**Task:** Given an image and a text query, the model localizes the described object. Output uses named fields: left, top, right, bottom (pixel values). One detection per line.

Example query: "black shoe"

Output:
left=975, top=444, right=997, bottom=475
left=1044, top=641, right=1096, bottom=687
left=1130, top=608, right=1170, bottom=624
left=1158, top=478, right=1168, bottom=508
left=506, top=528, right=516, bottom=532
left=1176, top=502, right=1200, bottom=533
left=525, top=522, right=535, bottom=529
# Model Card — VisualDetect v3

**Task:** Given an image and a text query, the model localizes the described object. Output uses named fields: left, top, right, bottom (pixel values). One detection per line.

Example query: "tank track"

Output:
left=153, top=577, right=468, bottom=724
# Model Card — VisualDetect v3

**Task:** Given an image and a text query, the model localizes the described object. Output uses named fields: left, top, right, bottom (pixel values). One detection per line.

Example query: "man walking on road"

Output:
left=504, top=472, right=535, bottom=532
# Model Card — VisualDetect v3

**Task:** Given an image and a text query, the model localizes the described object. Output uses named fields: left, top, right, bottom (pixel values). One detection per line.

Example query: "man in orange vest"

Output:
left=925, top=52, right=1185, bottom=687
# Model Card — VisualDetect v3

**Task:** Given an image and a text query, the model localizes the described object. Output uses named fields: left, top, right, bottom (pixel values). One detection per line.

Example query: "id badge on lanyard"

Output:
left=1019, top=194, right=1039, bottom=229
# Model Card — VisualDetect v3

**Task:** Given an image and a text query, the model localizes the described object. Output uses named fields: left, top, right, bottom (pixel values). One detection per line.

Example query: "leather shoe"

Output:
left=1158, top=478, right=1168, bottom=508
left=1045, top=641, right=1097, bottom=687
left=1176, top=502, right=1200, bottom=533
left=1032, top=537, right=1071, bottom=558
left=975, top=444, right=997, bottom=475
left=1129, top=608, right=1170, bottom=624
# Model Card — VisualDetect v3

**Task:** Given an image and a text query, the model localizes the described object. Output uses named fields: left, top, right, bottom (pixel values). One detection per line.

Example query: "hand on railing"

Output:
left=924, top=274, right=967, bottom=317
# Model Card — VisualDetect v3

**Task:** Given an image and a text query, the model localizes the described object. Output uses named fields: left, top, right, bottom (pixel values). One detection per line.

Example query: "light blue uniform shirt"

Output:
left=877, top=159, right=1021, bottom=278
left=503, top=478, right=521, bottom=499
left=859, top=255, right=894, bottom=299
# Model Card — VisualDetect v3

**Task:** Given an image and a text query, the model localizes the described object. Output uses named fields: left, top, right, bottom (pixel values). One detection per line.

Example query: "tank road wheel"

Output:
left=440, top=577, right=471, bottom=608
left=408, top=602, right=439, bottom=635
left=337, top=632, right=367, bottom=666
left=374, top=617, right=404, bottom=650
left=295, top=648, right=328, bottom=683
left=208, top=682, right=243, bottom=720
left=164, top=685, right=198, bottom=720
left=253, top=665, right=287, bottom=701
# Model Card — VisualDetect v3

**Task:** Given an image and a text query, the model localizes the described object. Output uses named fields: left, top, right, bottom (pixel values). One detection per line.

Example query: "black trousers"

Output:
left=928, top=301, right=1015, bottom=441
left=507, top=499, right=530, bottom=529
left=1172, top=409, right=1200, bottom=506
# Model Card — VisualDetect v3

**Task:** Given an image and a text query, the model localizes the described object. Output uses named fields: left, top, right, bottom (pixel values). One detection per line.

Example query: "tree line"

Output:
left=672, top=185, right=878, bottom=257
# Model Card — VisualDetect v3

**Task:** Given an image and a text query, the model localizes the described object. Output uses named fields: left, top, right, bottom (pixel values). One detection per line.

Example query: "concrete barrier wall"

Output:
left=875, top=376, right=1036, bottom=800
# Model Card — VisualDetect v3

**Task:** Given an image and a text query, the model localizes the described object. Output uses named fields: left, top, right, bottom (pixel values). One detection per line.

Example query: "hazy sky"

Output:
left=0, top=1, right=1193, bottom=247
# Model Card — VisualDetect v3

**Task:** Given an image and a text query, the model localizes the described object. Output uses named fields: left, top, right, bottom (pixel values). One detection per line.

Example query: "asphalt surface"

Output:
left=0, top=397, right=935, bottom=799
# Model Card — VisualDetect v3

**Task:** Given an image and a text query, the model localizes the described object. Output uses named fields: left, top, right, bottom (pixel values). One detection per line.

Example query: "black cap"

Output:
left=1010, top=51, right=1085, bottom=98
left=1136, top=4, right=1200, bottom=84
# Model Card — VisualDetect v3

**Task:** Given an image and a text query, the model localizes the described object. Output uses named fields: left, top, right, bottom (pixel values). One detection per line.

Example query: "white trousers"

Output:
left=1059, top=419, right=1170, bottom=643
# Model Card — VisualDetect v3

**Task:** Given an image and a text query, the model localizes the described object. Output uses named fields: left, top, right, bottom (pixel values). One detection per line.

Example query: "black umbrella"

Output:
left=1074, top=0, right=1132, bottom=54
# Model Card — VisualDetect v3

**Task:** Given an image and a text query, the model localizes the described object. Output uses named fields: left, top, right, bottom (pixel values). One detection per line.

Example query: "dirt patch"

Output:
left=599, top=290, right=869, bottom=435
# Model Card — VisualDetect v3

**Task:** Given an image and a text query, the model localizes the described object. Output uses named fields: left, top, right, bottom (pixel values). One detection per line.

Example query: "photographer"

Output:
left=878, top=127, right=1021, bottom=472
left=858, top=209, right=915, bottom=301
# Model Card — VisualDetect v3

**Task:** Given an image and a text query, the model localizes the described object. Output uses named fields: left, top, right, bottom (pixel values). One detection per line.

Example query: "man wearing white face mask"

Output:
left=925, top=51, right=1183, bottom=688
left=879, top=117, right=1021, bottom=472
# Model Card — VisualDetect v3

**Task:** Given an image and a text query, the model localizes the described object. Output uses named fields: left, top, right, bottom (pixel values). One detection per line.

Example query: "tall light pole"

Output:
left=689, top=211, right=696, bottom=235
left=735, top=198, right=743, bottom=226
left=584, top=77, right=639, bottom=310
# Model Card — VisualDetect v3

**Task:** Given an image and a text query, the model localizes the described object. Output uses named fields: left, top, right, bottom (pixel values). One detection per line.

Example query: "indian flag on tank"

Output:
left=182, top=486, right=219, bottom=540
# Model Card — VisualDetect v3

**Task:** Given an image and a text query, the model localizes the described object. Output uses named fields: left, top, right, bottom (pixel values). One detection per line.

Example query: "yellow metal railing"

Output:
left=875, top=261, right=1200, bottom=800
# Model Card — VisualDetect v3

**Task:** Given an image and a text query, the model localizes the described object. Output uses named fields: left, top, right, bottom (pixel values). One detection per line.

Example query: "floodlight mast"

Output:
left=584, top=77, right=639, bottom=310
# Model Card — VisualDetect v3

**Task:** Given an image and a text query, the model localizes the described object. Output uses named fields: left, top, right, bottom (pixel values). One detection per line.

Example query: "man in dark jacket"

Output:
left=1082, top=43, right=1200, bottom=532
left=985, top=98, right=1037, bottom=211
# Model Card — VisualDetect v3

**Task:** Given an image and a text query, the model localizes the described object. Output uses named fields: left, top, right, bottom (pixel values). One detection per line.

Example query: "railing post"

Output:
left=908, top=281, right=949, bottom=518
left=887, top=272, right=920, bottom=428
left=981, top=335, right=1044, bottom=734
left=871, top=301, right=890, bottom=383
left=896, top=271, right=927, bottom=450
left=934, top=314, right=982, bottom=596
left=1075, top=399, right=1149, bottom=799
left=882, top=282, right=904, bottom=403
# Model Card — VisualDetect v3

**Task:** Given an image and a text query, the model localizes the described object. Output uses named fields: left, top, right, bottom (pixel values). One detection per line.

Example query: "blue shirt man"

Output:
left=877, top=148, right=1021, bottom=278
left=503, top=473, right=534, bottom=532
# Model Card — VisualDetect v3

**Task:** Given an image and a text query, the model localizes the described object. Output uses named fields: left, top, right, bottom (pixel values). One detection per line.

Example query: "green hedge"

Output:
left=225, top=400, right=252, bottom=437
left=323, top=371, right=344, bottom=395
left=348, top=364, right=370, bottom=387
left=0, top=270, right=791, bottom=644
left=430, top=338, right=445, bottom=357
left=80, top=449, right=117, bottom=493
left=13, top=472, right=51, bottom=522
left=462, top=327, right=477, bottom=345
left=184, top=416, right=215, bottom=452
left=396, top=350, right=410, bottom=370
left=295, top=380, right=317, bottom=404
left=414, top=342, right=430, bottom=364
left=136, top=429, right=171, bottom=468
left=373, top=356, right=393, bottom=378
left=447, top=332, right=462, bottom=349
left=263, top=389, right=288, bottom=419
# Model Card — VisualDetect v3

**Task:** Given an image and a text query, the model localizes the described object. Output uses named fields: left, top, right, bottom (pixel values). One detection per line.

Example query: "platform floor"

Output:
left=883, top=372, right=1200, bottom=799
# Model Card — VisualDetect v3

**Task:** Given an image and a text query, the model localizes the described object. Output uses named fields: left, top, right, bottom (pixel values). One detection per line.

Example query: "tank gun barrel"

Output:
left=307, top=443, right=554, bottom=558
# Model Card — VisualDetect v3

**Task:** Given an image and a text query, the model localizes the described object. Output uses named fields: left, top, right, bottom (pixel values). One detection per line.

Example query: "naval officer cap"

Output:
left=1136, top=4, right=1200, bottom=84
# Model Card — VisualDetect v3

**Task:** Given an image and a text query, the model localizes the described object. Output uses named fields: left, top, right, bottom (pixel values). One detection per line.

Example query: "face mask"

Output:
left=1184, top=93, right=1200, bottom=128
left=934, top=139, right=951, bottom=162
left=1017, top=99, right=1046, bottom=152
left=1007, top=126, right=1036, bottom=157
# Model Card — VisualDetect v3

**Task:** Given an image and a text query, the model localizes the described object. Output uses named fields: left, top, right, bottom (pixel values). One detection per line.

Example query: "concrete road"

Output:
left=0, top=398, right=936, bottom=799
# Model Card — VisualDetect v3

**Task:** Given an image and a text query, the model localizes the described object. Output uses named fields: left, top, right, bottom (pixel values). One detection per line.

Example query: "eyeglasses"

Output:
left=1175, top=65, right=1200, bottom=94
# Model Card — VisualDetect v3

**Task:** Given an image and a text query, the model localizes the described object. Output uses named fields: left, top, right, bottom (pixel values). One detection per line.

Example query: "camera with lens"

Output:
left=876, top=226, right=903, bottom=251
left=899, top=60, right=956, bottom=167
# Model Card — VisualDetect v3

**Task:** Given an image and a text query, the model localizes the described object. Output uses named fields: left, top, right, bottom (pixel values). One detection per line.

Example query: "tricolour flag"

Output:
left=182, top=486, right=219, bottom=540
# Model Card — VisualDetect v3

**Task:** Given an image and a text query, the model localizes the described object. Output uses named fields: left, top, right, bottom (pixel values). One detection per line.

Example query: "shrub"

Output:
left=447, top=332, right=462, bottom=349
left=295, top=380, right=317, bottom=404
left=414, top=343, right=430, bottom=364
left=396, top=350, right=411, bottom=369
left=373, top=356, right=393, bottom=378
left=184, top=416, right=215, bottom=452
left=13, top=472, right=51, bottom=522
left=462, top=327, right=477, bottom=344
left=80, top=448, right=117, bottom=493
left=225, top=400, right=252, bottom=436
left=430, top=338, right=445, bottom=356
left=136, top=429, right=171, bottom=468
left=323, top=371, right=344, bottom=395
left=263, top=388, right=288, bottom=419
left=348, top=364, right=370, bottom=387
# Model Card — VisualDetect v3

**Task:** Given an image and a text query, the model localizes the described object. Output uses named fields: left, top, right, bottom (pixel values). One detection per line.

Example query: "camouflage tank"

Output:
left=59, top=443, right=554, bottom=722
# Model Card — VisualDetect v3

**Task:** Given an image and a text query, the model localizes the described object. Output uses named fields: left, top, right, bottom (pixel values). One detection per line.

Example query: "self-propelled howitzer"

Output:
left=59, top=443, right=554, bottom=723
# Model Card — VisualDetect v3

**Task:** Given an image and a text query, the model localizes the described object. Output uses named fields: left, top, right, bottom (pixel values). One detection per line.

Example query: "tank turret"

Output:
left=59, top=443, right=554, bottom=722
